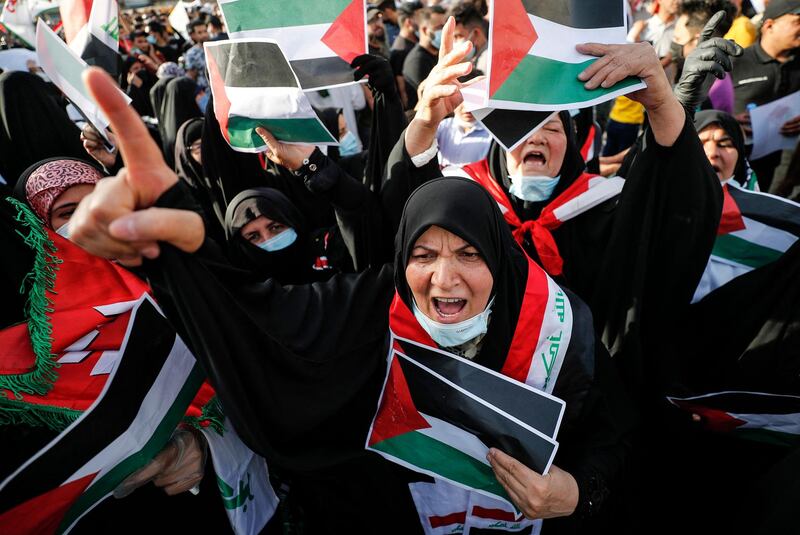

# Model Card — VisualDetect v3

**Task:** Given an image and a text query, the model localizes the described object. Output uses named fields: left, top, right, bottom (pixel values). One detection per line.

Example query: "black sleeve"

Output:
left=591, top=110, right=723, bottom=394
left=300, top=149, right=385, bottom=271
left=145, top=182, right=396, bottom=471
left=379, top=129, right=444, bottom=256
left=363, top=73, right=407, bottom=194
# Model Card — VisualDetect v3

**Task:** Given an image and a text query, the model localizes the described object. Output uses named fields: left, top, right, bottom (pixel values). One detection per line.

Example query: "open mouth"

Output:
left=432, top=297, right=467, bottom=319
left=523, top=150, right=547, bottom=167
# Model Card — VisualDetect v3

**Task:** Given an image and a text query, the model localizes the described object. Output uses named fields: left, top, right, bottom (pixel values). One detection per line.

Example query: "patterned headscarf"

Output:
left=20, top=159, right=104, bottom=227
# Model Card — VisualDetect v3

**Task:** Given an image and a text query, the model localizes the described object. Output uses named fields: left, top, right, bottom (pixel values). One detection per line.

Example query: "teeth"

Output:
left=436, top=298, right=464, bottom=303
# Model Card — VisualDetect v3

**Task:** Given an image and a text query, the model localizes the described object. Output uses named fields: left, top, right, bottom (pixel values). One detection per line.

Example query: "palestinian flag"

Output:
left=0, top=296, right=205, bottom=535
left=692, top=182, right=800, bottom=303
left=367, top=336, right=563, bottom=505
left=488, top=0, right=645, bottom=110
left=35, top=19, right=129, bottom=146
left=205, top=38, right=337, bottom=153
left=473, top=108, right=557, bottom=152
left=667, top=391, right=800, bottom=447
left=1, top=0, right=36, bottom=47
left=218, top=0, right=366, bottom=90
left=68, top=0, right=120, bottom=76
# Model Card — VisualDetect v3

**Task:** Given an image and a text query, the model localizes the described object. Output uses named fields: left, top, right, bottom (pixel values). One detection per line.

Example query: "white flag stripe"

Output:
left=691, top=256, right=752, bottom=303
left=417, top=413, right=492, bottom=466
left=731, top=412, right=800, bottom=435
left=225, top=86, right=317, bottom=120
left=551, top=177, right=625, bottom=225
left=227, top=23, right=336, bottom=61
left=528, top=15, right=626, bottom=64
left=730, top=216, right=798, bottom=253
left=526, top=279, right=572, bottom=401
left=88, top=0, right=119, bottom=51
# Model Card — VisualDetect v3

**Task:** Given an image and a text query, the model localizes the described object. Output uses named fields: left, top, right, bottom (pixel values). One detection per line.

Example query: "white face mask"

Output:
left=508, top=175, right=560, bottom=202
left=55, top=221, right=70, bottom=239
left=412, top=297, right=494, bottom=348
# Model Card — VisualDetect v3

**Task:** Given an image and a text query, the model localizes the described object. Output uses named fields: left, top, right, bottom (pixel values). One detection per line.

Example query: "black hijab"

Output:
left=174, top=118, right=204, bottom=188
left=224, top=188, right=327, bottom=283
left=120, top=57, right=157, bottom=117
left=158, top=76, right=201, bottom=168
left=150, top=75, right=175, bottom=145
left=485, top=110, right=586, bottom=221
left=693, top=110, right=749, bottom=186
left=0, top=71, right=87, bottom=187
left=394, top=177, right=531, bottom=372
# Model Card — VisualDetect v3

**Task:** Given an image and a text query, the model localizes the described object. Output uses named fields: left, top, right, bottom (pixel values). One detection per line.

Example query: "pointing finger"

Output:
left=699, top=11, right=725, bottom=43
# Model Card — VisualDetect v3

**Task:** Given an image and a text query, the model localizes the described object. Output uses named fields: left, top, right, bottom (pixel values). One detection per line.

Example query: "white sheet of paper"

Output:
left=749, top=90, right=800, bottom=161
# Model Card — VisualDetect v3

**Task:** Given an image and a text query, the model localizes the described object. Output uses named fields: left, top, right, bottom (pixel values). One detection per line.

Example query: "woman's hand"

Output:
left=255, top=127, right=316, bottom=171
left=81, top=123, right=118, bottom=169
left=487, top=448, right=579, bottom=520
left=405, top=16, right=473, bottom=157
left=70, top=67, right=204, bottom=265
left=577, top=41, right=686, bottom=147
left=114, top=428, right=207, bottom=498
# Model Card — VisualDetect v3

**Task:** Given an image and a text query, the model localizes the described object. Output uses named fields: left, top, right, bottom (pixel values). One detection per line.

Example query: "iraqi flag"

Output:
left=68, top=0, right=120, bottom=76
left=217, top=0, right=366, bottom=90
left=487, top=0, right=645, bottom=111
left=205, top=38, right=337, bottom=153
left=36, top=19, right=128, bottom=147
left=0, top=295, right=205, bottom=535
left=692, top=182, right=800, bottom=303
left=667, top=391, right=800, bottom=447
left=366, top=336, right=564, bottom=506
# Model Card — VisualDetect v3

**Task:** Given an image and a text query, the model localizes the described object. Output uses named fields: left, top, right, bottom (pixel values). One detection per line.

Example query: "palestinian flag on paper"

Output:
left=205, top=38, right=337, bottom=153
left=692, top=182, right=800, bottom=303
left=0, top=295, right=205, bottom=535
left=367, top=335, right=564, bottom=505
left=35, top=19, right=129, bottom=146
left=667, top=391, right=800, bottom=447
left=1, top=0, right=36, bottom=47
left=473, top=108, right=557, bottom=152
left=218, top=0, right=366, bottom=90
left=488, top=0, right=645, bottom=111
left=68, top=0, right=120, bottom=76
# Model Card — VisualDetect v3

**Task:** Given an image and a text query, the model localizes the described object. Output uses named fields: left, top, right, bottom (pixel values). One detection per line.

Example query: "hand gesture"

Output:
left=673, top=11, right=743, bottom=113
left=81, top=123, right=118, bottom=169
left=255, top=127, right=316, bottom=172
left=70, top=68, right=205, bottom=265
left=487, top=448, right=579, bottom=520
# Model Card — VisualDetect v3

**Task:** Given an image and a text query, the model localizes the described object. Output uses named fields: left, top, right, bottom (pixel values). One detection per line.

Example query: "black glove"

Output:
left=673, top=11, right=743, bottom=115
left=351, top=54, right=398, bottom=99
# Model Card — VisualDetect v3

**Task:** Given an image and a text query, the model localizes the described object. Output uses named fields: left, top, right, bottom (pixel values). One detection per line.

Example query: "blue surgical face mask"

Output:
left=146, top=35, right=157, bottom=45
left=256, top=227, right=297, bottom=252
left=431, top=29, right=443, bottom=49
left=339, top=130, right=360, bottom=157
left=508, top=174, right=560, bottom=202
left=55, top=221, right=70, bottom=239
left=412, top=297, right=494, bottom=348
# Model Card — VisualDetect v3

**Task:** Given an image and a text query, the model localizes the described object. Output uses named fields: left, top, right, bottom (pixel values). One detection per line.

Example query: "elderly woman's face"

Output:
left=50, top=184, right=96, bottom=231
left=699, top=124, right=738, bottom=181
left=405, top=225, right=493, bottom=325
left=505, top=118, right=567, bottom=178
left=240, top=215, right=289, bottom=246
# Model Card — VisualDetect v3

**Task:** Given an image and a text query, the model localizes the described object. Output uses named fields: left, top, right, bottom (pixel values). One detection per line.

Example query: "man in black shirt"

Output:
left=146, top=22, right=181, bottom=64
left=731, top=0, right=800, bottom=188
left=390, top=1, right=422, bottom=108
left=402, top=5, right=445, bottom=109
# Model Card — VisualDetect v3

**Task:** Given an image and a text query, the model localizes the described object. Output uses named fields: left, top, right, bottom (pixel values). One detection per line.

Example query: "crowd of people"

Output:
left=1, top=0, right=799, bottom=533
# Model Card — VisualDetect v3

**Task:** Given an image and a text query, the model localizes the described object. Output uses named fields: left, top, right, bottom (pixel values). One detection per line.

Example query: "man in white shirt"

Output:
left=435, top=103, right=492, bottom=167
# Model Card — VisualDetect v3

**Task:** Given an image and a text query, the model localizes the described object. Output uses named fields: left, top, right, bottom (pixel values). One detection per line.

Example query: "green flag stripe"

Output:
left=492, top=54, right=641, bottom=105
left=222, top=0, right=350, bottom=33
left=371, top=431, right=509, bottom=500
left=711, top=234, right=783, bottom=269
left=57, top=364, right=205, bottom=533
left=734, top=428, right=800, bottom=448
left=228, top=116, right=334, bottom=148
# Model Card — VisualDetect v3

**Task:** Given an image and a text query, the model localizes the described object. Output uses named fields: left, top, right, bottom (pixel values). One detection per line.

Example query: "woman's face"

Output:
left=699, top=124, right=739, bottom=181
left=189, top=138, right=202, bottom=165
left=240, top=215, right=289, bottom=245
left=50, top=184, right=96, bottom=231
left=506, top=117, right=567, bottom=178
left=405, top=225, right=493, bottom=325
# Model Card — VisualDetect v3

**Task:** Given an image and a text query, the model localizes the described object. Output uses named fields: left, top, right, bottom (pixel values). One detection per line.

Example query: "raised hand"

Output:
left=405, top=16, right=473, bottom=157
left=673, top=11, right=743, bottom=114
left=81, top=123, right=118, bottom=170
left=70, top=67, right=205, bottom=265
